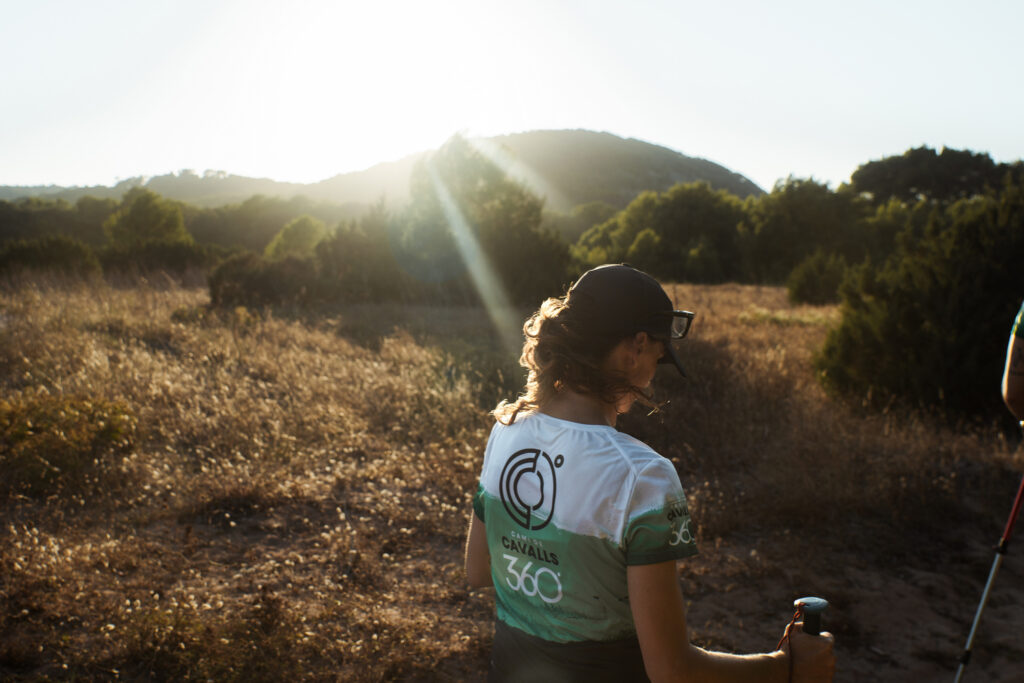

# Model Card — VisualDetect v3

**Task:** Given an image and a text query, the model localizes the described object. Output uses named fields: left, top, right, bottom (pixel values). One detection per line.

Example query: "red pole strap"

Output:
left=999, top=473, right=1024, bottom=551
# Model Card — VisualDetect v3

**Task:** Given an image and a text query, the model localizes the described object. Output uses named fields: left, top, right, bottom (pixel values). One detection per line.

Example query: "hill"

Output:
left=0, top=130, right=763, bottom=211
left=482, top=130, right=763, bottom=209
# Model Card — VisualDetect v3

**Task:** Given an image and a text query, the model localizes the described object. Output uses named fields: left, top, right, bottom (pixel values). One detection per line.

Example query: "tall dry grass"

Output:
left=1, top=278, right=1020, bottom=680
left=1, top=279, right=492, bottom=680
left=627, top=283, right=1018, bottom=539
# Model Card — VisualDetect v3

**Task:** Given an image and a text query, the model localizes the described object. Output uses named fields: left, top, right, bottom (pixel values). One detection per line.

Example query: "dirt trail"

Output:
left=677, top=495, right=1024, bottom=682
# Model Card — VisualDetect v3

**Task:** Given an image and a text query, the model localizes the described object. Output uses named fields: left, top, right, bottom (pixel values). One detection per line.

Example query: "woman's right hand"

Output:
left=788, top=624, right=835, bottom=683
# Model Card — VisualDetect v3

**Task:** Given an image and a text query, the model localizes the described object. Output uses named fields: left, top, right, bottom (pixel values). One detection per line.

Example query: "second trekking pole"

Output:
left=953, top=422, right=1024, bottom=682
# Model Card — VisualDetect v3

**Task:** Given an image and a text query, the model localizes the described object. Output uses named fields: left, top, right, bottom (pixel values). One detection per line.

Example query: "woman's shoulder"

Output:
left=494, top=410, right=617, bottom=433
left=488, top=412, right=670, bottom=475
left=605, top=429, right=665, bottom=464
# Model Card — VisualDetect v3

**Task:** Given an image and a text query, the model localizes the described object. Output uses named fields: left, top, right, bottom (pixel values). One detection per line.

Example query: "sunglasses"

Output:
left=668, top=310, right=695, bottom=339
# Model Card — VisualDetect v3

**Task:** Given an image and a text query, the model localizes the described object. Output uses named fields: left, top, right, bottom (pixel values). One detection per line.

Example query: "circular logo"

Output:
left=499, top=448, right=561, bottom=530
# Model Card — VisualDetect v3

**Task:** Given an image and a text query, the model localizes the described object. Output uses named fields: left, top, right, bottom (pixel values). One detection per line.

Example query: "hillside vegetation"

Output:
left=3, top=140, right=1024, bottom=425
left=0, top=130, right=760, bottom=210
left=2, top=279, right=1022, bottom=681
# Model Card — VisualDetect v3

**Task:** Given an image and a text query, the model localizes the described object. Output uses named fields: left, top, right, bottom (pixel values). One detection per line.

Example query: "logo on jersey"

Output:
left=668, top=518, right=694, bottom=546
left=499, top=448, right=563, bottom=530
left=667, top=501, right=694, bottom=546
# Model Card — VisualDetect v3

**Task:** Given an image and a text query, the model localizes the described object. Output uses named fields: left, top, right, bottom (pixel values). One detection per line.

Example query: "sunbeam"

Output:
left=467, top=137, right=571, bottom=211
left=426, top=161, right=521, bottom=354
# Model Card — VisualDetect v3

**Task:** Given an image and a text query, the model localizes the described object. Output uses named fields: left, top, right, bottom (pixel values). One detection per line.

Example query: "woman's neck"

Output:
left=539, top=389, right=619, bottom=427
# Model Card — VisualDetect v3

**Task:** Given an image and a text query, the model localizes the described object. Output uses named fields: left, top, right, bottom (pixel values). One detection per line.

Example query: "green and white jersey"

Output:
left=473, top=412, right=698, bottom=644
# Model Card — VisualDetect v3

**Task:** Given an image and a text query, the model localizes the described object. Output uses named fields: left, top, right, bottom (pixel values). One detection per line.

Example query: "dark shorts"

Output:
left=488, top=620, right=649, bottom=683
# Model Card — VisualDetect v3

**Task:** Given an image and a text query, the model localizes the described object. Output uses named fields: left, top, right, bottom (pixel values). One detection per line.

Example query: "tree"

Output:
left=815, top=172, right=1024, bottom=419
left=264, top=214, right=326, bottom=260
left=849, top=146, right=1009, bottom=205
left=103, top=188, right=192, bottom=247
left=395, top=135, right=570, bottom=305
left=186, top=194, right=363, bottom=252
left=573, top=182, right=745, bottom=283
left=74, top=196, right=118, bottom=244
left=542, top=201, right=618, bottom=244
left=653, top=182, right=746, bottom=282
left=740, top=178, right=865, bottom=283
left=316, top=200, right=406, bottom=302
left=626, top=228, right=662, bottom=268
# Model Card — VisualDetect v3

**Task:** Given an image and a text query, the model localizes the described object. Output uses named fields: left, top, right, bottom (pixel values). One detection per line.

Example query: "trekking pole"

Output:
left=954, top=421, right=1024, bottom=683
left=778, top=596, right=828, bottom=668
left=795, top=597, right=828, bottom=636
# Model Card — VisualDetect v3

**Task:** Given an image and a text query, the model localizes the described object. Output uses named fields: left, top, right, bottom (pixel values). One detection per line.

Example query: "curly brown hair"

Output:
left=492, top=294, right=655, bottom=425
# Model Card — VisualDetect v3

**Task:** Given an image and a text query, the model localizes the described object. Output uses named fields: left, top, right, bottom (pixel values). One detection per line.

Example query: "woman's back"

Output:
left=474, top=412, right=697, bottom=680
left=466, top=264, right=834, bottom=682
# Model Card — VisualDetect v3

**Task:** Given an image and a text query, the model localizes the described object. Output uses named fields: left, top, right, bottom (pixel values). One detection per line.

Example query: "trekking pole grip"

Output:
left=795, top=597, right=828, bottom=636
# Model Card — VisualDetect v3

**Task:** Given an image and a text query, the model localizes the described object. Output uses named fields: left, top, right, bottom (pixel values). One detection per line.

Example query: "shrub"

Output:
left=208, top=252, right=318, bottom=307
left=315, top=215, right=408, bottom=303
left=264, top=214, right=327, bottom=261
left=0, top=235, right=101, bottom=279
left=815, top=179, right=1024, bottom=418
left=209, top=252, right=257, bottom=306
left=786, top=250, right=847, bottom=304
left=396, top=135, right=570, bottom=306
left=575, top=182, right=746, bottom=283
left=0, top=393, right=136, bottom=498
left=99, top=241, right=215, bottom=277
left=103, top=187, right=192, bottom=248
left=739, top=177, right=865, bottom=283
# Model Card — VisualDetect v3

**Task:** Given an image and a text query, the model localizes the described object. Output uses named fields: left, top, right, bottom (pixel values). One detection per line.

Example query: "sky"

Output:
left=2, top=0, right=1023, bottom=193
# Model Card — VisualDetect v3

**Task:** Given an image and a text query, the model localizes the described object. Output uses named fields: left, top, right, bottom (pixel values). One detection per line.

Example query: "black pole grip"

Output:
left=795, top=597, right=828, bottom=636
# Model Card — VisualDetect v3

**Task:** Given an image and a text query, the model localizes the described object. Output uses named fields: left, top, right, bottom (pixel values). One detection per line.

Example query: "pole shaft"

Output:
left=1000, top=473, right=1024, bottom=545
left=954, top=471, right=1024, bottom=682
left=954, top=554, right=1005, bottom=683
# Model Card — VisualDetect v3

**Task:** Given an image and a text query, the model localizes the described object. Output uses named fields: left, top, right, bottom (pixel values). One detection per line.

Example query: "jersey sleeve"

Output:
left=623, top=458, right=698, bottom=565
left=471, top=422, right=502, bottom=523
left=472, top=483, right=486, bottom=522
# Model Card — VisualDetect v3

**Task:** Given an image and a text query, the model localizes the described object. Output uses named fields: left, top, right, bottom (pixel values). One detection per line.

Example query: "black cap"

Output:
left=567, top=264, right=688, bottom=377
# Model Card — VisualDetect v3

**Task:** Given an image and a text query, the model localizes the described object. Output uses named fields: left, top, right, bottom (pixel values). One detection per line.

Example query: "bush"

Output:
left=103, top=187, right=192, bottom=248
left=315, top=213, right=408, bottom=303
left=786, top=250, right=847, bottom=304
left=396, top=135, right=571, bottom=306
left=575, top=182, right=746, bottom=283
left=0, top=235, right=101, bottom=279
left=0, top=393, right=136, bottom=498
left=208, top=252, right=318, bottom=307
left=815, top=179, right=1024, bottom=418
left=740, top=178, right=865, bottom=283
left=264, top=214, right=326, bottom=261
left=99, top=241, right=216, bottom=278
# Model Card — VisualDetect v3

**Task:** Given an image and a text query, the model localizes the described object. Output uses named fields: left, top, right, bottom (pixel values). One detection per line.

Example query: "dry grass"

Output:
left=633, top=283, right=1012, bottom=539
left=1, top=278, right=1021, bottom=681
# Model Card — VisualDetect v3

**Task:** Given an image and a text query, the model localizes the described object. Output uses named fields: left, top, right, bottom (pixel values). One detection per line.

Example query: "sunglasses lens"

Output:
left=670, top=313, right=692, bottom=339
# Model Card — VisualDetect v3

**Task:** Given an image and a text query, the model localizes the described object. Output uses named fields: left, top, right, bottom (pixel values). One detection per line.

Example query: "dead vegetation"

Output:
left=1, top=278, right=1021, bottom=681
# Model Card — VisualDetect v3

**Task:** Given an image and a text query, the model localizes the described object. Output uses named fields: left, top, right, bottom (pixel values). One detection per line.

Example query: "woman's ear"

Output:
left=628, top=332, right=648, bottom=366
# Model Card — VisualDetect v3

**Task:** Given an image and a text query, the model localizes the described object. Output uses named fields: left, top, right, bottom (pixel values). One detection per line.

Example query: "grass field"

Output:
left=2, top=278, right=1022, bottom=681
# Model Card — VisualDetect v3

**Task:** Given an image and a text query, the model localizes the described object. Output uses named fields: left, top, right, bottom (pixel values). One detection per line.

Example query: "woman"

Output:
left=464, top=264, right=835, bottom=682
left=1002, top=299, right=1024, bottom=420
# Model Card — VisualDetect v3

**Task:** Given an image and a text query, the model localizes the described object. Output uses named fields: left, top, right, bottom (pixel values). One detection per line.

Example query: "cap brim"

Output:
left=658, top=342, right=687, bottom=378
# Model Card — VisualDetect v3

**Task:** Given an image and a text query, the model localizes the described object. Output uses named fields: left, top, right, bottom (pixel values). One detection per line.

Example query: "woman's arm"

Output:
left=464, top=513, right=492, bottom=588
left=1002, top=330, right=1024, bottom=420
left=628, top=561, right=834, bottom=683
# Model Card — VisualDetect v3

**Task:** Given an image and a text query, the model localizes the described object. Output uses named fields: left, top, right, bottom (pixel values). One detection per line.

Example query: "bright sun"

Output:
left=158, top=0, right=531, bottom=183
